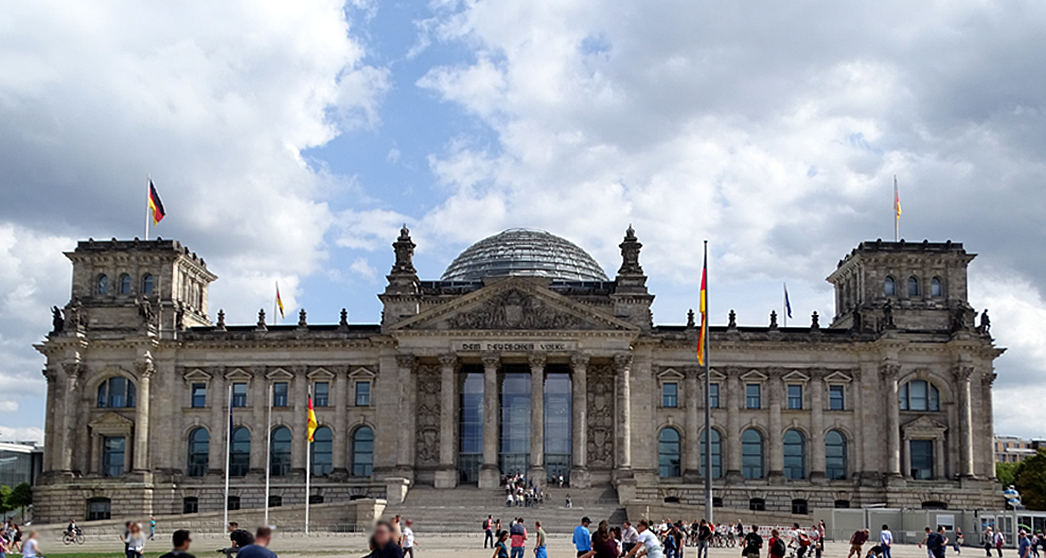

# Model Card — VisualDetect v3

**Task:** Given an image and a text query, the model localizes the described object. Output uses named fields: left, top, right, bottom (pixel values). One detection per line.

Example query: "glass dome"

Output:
left=441, top=229, right=609, bottom=282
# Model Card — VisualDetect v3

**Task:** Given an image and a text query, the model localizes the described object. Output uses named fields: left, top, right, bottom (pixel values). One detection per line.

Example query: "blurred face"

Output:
left=374, top=524, right=393, bottom=547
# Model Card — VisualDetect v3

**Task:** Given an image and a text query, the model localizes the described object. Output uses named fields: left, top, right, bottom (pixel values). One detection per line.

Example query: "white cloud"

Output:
left=0, top=426, right=44, bottom=444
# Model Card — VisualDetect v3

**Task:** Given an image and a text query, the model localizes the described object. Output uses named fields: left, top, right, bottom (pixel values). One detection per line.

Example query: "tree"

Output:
left=8, top=483, right=32, bottom=517
left=0, top=485, right=12, bottom=516
left=998, top=461, right=1022, bottom=486
left=1013, top=449, right=1046, bottom=510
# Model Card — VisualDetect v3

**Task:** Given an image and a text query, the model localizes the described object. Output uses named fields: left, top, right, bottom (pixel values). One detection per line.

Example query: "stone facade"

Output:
left=34, top=232, right=1004, bottom=524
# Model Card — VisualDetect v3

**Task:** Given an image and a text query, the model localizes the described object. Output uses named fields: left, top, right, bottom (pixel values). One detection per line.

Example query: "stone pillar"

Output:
left=42, top=368, right=58, bottom=473
left=614, top=353, right=632, bottom=474
left=293, top=367, right=308, bottom=471
left=725, top=371, right=742, bottom=483
left=528, top=352, right=546, bottom=483
left=133, top=360, right=153, bottom=472
left=810, top=370, right=826, bottom=482
left=58, top=362, right=83, bottom=474
left=882, top=363, right=902, bottom=477
left=479, top=353, right=500, bottom=489
left=435, top=354, right=458, bottom=488
left=957, top=365, right=976, bottom=478
left=683, top=367, right=700, bottom=480
left=209, top=369, right=226, bottom=475
left=982, top=372, right=997, bottom=478
left=767, top=370, right=785, bottom=483
left=395, top=355, right=416, bottom=477
left=333, top=368, right=349, bottom=476
left=570, top=353, right=590, bottom=488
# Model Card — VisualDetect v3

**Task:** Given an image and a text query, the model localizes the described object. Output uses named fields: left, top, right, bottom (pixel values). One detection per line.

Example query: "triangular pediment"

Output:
left=390, top=278, right=639, bottom=332
left=657, top=368, right=685, bottom=381
left=266, top=368, right=294, bottom=381
left=89, top=411, right=134, bottom=436
left=902, top=415, right=948, bottom=434
left=183, top=369, right=212, bottom=382
left=824, top=371, right=854, bottom=383
left=783, top=370, right=811, bottom=382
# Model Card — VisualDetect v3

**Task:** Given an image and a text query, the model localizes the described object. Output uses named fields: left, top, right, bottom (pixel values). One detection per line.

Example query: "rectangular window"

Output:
left=102, top=436, right=125, bottom=478
left=355, top=381, right=371, bottom=406
left=87, top=499, right=111, bottom=521
left=272, top=382, right=288, bottom=407
left=232, top=382, right=248, bottom=407
left=662, top=382, right=678, bottom=408
left=313, top=381, right=329, bottom=407
left=709, top=383, right=720, bottom=408
left=829, top=385, right=845, bottom=410
left=787, top=384, right=803, bottom=410
left=182, top=497, right=198, bottom=514
left=227, top=496, right=240, bottom=511
left=910, top=439, right=935, bottom=480
left=191, top=383, right=207, bottom=408
left=746, top=384, right=761, bottom=409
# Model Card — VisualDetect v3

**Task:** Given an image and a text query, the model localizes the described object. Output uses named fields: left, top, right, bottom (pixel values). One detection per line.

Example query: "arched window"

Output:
left=700, top=428, right=722, bottom=479
left=825, top=430, right=848, bottom=480
left=783, top=429, right=806, bottom=480
left=141, top=274, right=154, bottom=294
left=884, top=276, right=896, bottom=296
left=658, top=428, right=681, bottom=478
left=229, top=427, right=250, bottom=477
left=908, top=276, right=920, bottom=296
left=311, top=426, right=333, bottom=476
left=899, top=380, right=940, bottom=411
left=187, top=427, right=209, bottom=477
left=97, top=274, right=109, bottom=295
left=270, top=426, right=292, bottom=476
left=741, top=429, right=764, bottom=479
left=351, top=426, right=374, bottom=477
left=118, top=274, right=132, bottom=295
left=96, top=377, right=137, bottom=408
left=931, top=277, right=942, bottom=297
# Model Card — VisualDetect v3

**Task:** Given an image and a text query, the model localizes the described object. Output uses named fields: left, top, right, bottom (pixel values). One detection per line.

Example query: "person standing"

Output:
left=485, top=516, right=495, bottom=549
left=367, top=521, right=405, bottom=558
left=402, top=520, right=416, bottom=558
left=984, top=528, right=995, bottom=557
left=510, top=518, right=528, bottom=558
left=574, top=517, right=593, bottom=558
left=768, top=530, right=786, bottom=558
left=880, top=525, right=894, bottom=558
left=20, top=532, right=39, bottom=558
left=623, top=522, right=640, bottom=555
left=150, top=517, right=157, bottom=542
left=810, top=525, right=822, bottom=558
left=1019, top=532, right=1031, bottom=558
left=534, top=521, right=548, bottom=558
left=742, top=526, right=763, bottom=558
left=126, top=523, right=146, bottom=558
left=158, top=530, right=195, bottom=558
left=622, top=519, right=663, bottom=558
left=697, top=520, right=711, bottom=558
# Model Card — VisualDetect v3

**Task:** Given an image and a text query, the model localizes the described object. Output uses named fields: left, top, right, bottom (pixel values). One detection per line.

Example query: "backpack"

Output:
left=772, top=538, right=786, bottom=557
left=484, top=519, right=491, bottom=530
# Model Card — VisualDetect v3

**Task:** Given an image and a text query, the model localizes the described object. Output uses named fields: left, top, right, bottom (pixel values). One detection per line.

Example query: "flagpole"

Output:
left=894, top=175, right=899, bottom=242
left=223, top=384, right=232, bottom=532
left=305, top=385, right=312, bottom=535
left=782, top=283, right=787, bottom=328
left=264, top=382, right=273, bottom=527
left=703, top=240, right=713, bottom=523
left=273, top=282, right=277, bottom=326
left=145, top=175, right=151, bottom=241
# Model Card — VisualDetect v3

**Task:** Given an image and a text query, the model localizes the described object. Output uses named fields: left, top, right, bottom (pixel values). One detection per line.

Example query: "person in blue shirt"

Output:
left=1020, top=531, right=1031, bottom=558
left=574, top=517, right=593, bottom=558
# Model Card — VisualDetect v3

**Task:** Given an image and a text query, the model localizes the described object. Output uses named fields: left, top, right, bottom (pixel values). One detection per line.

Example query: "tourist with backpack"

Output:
left=485, top=516, right=495, bottom=549
left=769, top=530, right=787, bottom=558
left=742, top=525, right=764, bottom=558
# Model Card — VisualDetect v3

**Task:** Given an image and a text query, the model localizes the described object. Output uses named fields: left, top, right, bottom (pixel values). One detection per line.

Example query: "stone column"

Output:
left=435, top=354, right=458, bottom=488
left=209, top=369, right=226, bottom=475
left=250, top=368, right=268, bottom=473
left=528, top=352, right=546, bottom=483
left=810, top=369, right=826, bottom=482
left=767, top=370, right=785, bottom=483
left=293, top=367, right=308, bottom=471
left=882, top=363, right=902, bottom=477
left=42, top=368, right=58, bottom=473
left=683, top=367, right=700, bottom=480
left=570, top=353, right=590, bottom=488
left=725, top=371, right=742, bottom=483
left=333, top=368, right=349, bottom=476
left=982, top=372, right=997, bottom=478
left=479, top=353, right=500, bottom=489
left=614, top=353, right=633, bottom=474
left=133, top=360, right=153, bottom=472
left=395, top=355, right=416, bottom=477
left=957, top=365, right=976, bottom=478
left=58, top=362, right=83, bottom=474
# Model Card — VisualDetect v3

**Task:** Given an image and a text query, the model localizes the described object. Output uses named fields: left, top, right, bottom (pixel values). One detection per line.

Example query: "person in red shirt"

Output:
left=769, top=530, right=787, bottom=558
left=510, top=518, right=528, bottom=558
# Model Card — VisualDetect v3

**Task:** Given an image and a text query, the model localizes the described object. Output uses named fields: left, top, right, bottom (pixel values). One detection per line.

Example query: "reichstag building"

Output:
left=34, top=227, right=1003, bottom=522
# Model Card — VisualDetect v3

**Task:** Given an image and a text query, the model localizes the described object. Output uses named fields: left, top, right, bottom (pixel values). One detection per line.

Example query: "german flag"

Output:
left=307, top=395, right=318, bottom=443
left=697, top=247, right=708, bottom=365
left=148, top=181, right=166, bottom=226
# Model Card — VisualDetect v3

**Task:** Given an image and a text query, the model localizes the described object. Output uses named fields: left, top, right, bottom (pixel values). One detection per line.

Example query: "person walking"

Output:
left=126, top=522, right=146, bottom=558
left=984, top=528, right=995, bottom=557
left=880, top=525, right=894, bottom=558
left=697, top=520, right=712, bottom=558
left=150, top=517, right=157, bottom=542
left=581, top=520, right=620, bottom=558
left=847, top=529, right=869, bottom=558
left=574, top=517, right=593, bottom=558
left=485, top=516, right=495, bottom=549
left=1020, top=532, right=1031, bottom=558
left=510, top=518, right=528, bottom=558
left=622, top=519, right=663, bottom=558
left=995, top=529, right=1006, bottom=557
left=768, top=530, right=787, bottom=558
left=492, top=531, right=511, bottom=558
left=534, top=521, right=548, bottom=558
left=928, top=527, right=950, bottom=558
left=21, top=531, right=40, bottom=558
left=402, top=520, right=416, bottom=558
left=956, top=529, right=964, bottom=554
left=367, top=521, right=405, bottom=558
left=623, top=522, right=640, bottom=555
left=742, top=526, right=763, bottom=558
left=158, top=530, right=195, bottom=558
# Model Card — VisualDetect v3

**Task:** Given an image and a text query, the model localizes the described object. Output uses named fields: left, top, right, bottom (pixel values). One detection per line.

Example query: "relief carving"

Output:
left=587, top=362, right=615, bottom=469
left=414, top=364, right=441, bottom=467
left=446, top=289, right=588, bottom=330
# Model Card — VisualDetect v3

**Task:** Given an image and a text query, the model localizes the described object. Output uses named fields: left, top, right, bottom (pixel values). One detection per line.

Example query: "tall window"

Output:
left=662, top=382, right=678, bottom=408
left=191, top=383, right=207, bottom=408
left=314, top=382, right=329, bottom=407
left=97, top=274, right=109, bottom=295
left=97, top=377, right=136, bottom=408
left=270, top=426, right=292, bottom=476
left=272, top=382, right=288, bottom=407
left=658, top=428, right=681, bottom=478
left=499, top=372, right=531, bottom=475
left=311, top=426, right=333, bottom=476
left=187, top=427, right=209, bottom=477
left=102, top=436, right=125, bottom=477
left=229, top=427, right=250, bottom=477
left=931, top=277, right=943, bottom=297
left=900, top=380, right=940, bottom=411
left=746, top=384, right=761, bottom=409
left=783, top=429, right=806, bottom=480
left=700, top=428, right=722, bottom=479
left=910, top=439, right=934, bottom=479
left=787, top=384, right=803, bottom=410
left=87, top=498, right=111, bottom=521
left=709, top=383, right=720, bottom=408
left=141, top=273, right=154, bottom=294
left=232, top=383, right=248, bottom=407
left=908, top=276, right=920, bottom=296
left=355, top=381, right=371, bottom=406
left=351, top=426, right=374, bottom=477
left=458, top=372, right=483, bottom=483
left=829, top=385, right=845, bottom=410
left=825, top=430, right=847, bottom=480
left=119, top=274, right=132, bottom=295
left=884, top=276, right=896, bottom=296
left=543, top=372, right=572, bottom=484
left=741, top=429, right=764, bottom=479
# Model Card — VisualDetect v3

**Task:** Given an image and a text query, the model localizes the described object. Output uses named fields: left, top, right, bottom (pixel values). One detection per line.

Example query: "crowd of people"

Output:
left=504, top=474, right=554, bottom=508
left=1, top=520, right=24, bottom=555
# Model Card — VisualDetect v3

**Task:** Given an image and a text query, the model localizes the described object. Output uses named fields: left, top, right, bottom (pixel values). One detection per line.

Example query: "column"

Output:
left=767, top=370, right=784, bottom=483
left=333, top=368, right=348, bottom=476
left=133, top=361, right=153, bottom=472
left=683, top=367, right=700, bottom=479
left=528, top=352, right=546, bottom=482
left=42, top=368, right=58, bottom=473
left=293, top=367, right=308, bottom=471
left=570, top=353, right=589, bottom=487
left=478, top=353, right=500, bottom=489
left=435, top=354, right=458, bottom=488
left=902, top=434, right=911, bottom=478
left=395, top=355, right=416, bottom=474
left=250, top=368, right=267, bottom=473
left=725, top=371, right=742, bottom=482
left=810, top=370, right=826, bottom=481
left=982, top=373, right=996, bottom=478
left=58, top=362, right=83, bottom=473
left=882, top=364, right=902, bottom=477
left=209, top=369, right=226, bottom=475
left=614, top=353, right=632, bottom=473
left=957, top=365, right=975, bottom=477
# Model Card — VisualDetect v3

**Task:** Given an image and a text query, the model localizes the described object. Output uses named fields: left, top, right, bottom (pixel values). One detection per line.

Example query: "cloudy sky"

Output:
left=2, top=0, right=1046, bottom=442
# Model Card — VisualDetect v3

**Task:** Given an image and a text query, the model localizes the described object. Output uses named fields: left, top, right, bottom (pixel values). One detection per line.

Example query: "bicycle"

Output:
left=62, top=528, right=86, bottom=545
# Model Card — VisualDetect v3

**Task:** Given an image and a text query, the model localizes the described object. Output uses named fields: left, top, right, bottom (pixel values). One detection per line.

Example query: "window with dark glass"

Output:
left=700, top=428, right=722, bottom=479
left=749, top=498, right=765, bottom=511
left=662, top=382, right=678, bottom=408
left=191, top=383, right=207, bottom=408
left=87, top=498, right=111, bottom=521
left=97, top=274, right=109, bottom=295
left=658, top=428, right=681, bottom=478
left=229, top=427, right=250, bottom=477
left=900, top=380, right=940, bottom=411
left=884, top=276, right=896, bottom=296
left=270, top=426, right=292, bottom=476
left=232, top=382, right=247, bottom=407
left=311, top=426, right=333, bottom=476
left=309, top=495, right=324, bottom=505
left=118, top=274, right=131, bottom=295
left=746, top=384, right=761, bottom=409
left=908, top=276, right=920, bottom=296
left=268, top=495, right=282, bottom=508
left=783, top=429, right=806, bottom=479
left=102, top=436, right=125, bottom=477
left=931, top=277, right=942, bottom=297
left=910, top=439, right=934, bottom=479
left=543, top=371, right=572, bottom=485
left=742, top=429, right=764, bottom=479
left=792, top=499, right=809, bottom=515
left=182, top=497, right=198, bottom=514
left=141, top=273, right=154, bottom=294
left=355, top=381, right=371, bottom=406
left=227, top=496, right=240, bottom=511
left=313, top=382, right=329, bottom=407
left=458, top=372, right=483, bottom=483
left=787, top=384, right=803, bottom=410
left=352, top=426, right=374, bottom=477
left=272, top=382, right=288, bottom=407
left=829, top=385, right=845, bottom=410
left=187, top=427, right=209, bottom=477
left=97, top=377, right=136, bottom=408
left=499, top=372, right=531, bottom=475
left=825, top=430, right=847, bottom=480
left=709, top=383, right=720, bottom=408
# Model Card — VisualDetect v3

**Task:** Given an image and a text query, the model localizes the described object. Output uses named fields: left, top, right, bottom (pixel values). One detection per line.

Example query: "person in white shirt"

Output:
left=623, top=522, right=640, bottom=554
left=22, top=531, right=40, bottom=558
left=880, top=525, right=894, bottom=558
left=623, top=520, right=664, bottom=558
left=402, top=520, right=416, bottom=558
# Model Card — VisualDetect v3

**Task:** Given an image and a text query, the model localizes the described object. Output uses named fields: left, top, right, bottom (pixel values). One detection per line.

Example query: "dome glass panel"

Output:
left=441, top=229, right=608, bottom=282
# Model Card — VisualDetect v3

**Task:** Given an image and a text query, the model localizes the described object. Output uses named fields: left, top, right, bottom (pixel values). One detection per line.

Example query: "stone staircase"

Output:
left=381, top=485, right=626, bottom=534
